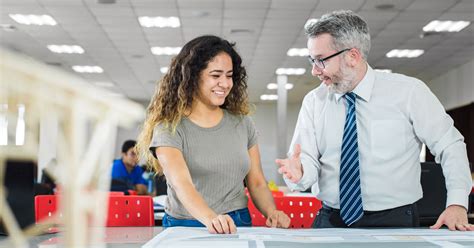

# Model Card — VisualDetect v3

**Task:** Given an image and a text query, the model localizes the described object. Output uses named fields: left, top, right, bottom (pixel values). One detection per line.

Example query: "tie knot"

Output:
left=344, top=92, right=356, bottom=106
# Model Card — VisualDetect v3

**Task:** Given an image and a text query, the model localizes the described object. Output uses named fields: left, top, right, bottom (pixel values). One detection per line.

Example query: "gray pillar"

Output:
left=277, top=75, right=288, bottom=160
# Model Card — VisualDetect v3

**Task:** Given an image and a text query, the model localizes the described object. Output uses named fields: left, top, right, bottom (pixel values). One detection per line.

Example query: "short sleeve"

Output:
left=149, top=123, right=183, bottom=158
left=245, top=116, right=258, bottom=149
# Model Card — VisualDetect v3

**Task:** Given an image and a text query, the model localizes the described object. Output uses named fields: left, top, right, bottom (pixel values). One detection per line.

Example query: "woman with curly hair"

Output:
left=136, top=35, right=290, bottom=234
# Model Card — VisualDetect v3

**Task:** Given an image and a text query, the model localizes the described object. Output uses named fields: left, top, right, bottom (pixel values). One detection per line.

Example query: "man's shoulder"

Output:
left=303, top=84, right=329, bottom=104
left=303, top=83, right=331, bottom=107
left=375, top=71, right=425, bottom=88
left=112, top=159, right=123, bottom=168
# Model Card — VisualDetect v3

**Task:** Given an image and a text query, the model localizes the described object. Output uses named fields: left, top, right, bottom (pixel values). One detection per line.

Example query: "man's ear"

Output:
left=347, top=48, right=362, bottom=67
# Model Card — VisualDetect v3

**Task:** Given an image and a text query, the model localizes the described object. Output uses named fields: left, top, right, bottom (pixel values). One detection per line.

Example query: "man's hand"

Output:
left=205, top=214, right=237, bottom=234
left=431, top=205, right=474, bottom=231
left=265, top=210, right=291, bottom=228
left=275, top=144, right=303, bottom=183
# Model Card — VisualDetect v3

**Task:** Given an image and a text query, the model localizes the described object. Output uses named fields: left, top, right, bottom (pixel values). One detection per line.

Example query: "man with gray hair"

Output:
left=276, top=10, right=473, bottom=230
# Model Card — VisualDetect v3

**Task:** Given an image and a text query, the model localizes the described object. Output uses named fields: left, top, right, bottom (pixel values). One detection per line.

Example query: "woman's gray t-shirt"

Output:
left=149, top=110, right=258, bottom=219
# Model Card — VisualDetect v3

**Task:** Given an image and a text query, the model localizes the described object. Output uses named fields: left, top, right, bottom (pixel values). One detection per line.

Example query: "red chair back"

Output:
left=35, top=195, right=57, bottom=223
left=35, top=194, right=154, bottom=226
left=107, top=196, right=154, bottom=226
left=248, top=195, right=321, bottom=228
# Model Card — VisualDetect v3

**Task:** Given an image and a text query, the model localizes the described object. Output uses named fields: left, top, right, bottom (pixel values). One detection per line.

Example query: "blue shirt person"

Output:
left=110, top=140, right=148, bottom=195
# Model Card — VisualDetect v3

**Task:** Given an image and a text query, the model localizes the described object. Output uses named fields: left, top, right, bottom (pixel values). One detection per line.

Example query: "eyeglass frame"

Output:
left=307, top=48, right=351, bottom=69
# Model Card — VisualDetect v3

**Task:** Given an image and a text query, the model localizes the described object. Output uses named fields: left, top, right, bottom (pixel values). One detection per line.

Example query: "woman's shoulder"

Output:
left=224, top=110, right=254, bottom=128
left=153, top=120, right=185, bottom=135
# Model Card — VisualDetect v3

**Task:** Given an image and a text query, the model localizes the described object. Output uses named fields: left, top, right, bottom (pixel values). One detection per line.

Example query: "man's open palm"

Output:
left=276, top=144, right=303, bottom=183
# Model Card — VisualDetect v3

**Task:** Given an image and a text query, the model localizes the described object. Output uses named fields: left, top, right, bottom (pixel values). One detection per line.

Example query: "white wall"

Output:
left=427, top=59, right=474, bottom=110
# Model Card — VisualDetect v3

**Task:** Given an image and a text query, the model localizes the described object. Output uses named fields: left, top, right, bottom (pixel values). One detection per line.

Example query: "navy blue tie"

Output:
left=339, top=92, right=363, bottom=226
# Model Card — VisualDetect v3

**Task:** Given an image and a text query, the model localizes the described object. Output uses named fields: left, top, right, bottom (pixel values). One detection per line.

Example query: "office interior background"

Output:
left=1, top=0, right=473, bottom=185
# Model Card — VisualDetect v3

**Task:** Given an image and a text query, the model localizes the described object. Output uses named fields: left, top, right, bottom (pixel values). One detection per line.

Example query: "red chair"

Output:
left=107, top=195, right=153, bottom=226
left=248, top=196, right=322, bottom=228
left=35, top=195, right=58, bottom=224
left=35, top=194, right=154, bottom=226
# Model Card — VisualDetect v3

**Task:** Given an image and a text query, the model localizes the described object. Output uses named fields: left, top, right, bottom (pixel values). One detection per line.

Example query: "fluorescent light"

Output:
left=47, top=45, right=84, bottom=54
left=94, top=81, right=114, bottom=87
left=386, top=49, right=424, bottom=58
left=276, top=68, right=306, bottom=75
left=160, top=67, right=169, bottom=73
left=423, top=20, right=470, bottom=32
left=139, top=16, right=180, bottom=28
left=260, top=94, right=279, bottom=101
left=407, top=50, right=424, bottom=58
left=9, top=14, right=57, bottom=26
left=448, top=21, right=470, bottom=32
left=267, top=83, right=294, bottom=90
left=267, top=83, right=278, bottom=90
left=287, top=48, right=309, bottom=57
left=374, top=69, right=392, bottom=73
left=72, top=65, right=104, bottom=73
left=151, top=47, right=181, bottom=55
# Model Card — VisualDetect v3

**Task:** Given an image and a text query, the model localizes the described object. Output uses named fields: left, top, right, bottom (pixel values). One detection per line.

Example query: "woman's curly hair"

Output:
left=136, top=35, right=250, bottom=174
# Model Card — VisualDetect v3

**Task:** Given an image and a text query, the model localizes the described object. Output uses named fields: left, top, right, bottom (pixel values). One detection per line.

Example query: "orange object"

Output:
left=109, top=192, right=125, bottom=196
left=248, top=195, right=322, bottom=228
left=35, top=194, right=154, bottom=226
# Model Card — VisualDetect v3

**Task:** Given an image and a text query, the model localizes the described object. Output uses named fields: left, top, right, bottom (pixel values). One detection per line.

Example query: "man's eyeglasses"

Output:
left=308, top=48, right=351, bottom=69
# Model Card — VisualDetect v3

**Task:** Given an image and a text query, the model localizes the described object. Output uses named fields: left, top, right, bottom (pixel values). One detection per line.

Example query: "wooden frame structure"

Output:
left=0, top=48, right=144, bottom=247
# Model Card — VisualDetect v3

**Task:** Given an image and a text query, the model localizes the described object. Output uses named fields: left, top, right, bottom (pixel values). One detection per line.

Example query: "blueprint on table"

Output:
left=143, top=227, right=474, bottom=248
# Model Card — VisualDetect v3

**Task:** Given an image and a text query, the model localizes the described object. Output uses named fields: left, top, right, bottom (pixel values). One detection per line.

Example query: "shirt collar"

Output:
left=334, top=63, right=374, bottom=103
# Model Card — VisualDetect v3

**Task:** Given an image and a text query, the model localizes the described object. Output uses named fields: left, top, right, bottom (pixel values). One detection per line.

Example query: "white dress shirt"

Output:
left=285, top=65, right=472, bottom=211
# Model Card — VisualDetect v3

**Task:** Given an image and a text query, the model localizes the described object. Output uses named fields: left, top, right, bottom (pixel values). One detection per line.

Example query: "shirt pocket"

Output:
left=371, top=120, right=407, bottom=161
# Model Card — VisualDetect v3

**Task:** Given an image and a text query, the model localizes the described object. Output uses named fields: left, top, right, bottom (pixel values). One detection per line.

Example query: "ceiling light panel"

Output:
left=386, top=49, right=424, bottom=58
left=9, top=14, right=57, bottom=26
left=423, top=20, right=470, bottom=32
left=287, top=48, right=309, bottom=57
left=72, top=65, right=104, bottom=73
left=151, top=47, right=181, bottom=55
left=275, top=68, right=306, bottom=75
left=47, top=45, right=84, bottom=54
left=267, top=83, right=294, bottom=90
left=138, top=16, right=180, bottom=28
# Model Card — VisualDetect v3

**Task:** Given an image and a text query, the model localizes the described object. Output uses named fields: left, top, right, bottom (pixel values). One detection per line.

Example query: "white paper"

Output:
left=143, top=227, right=474, bottom=248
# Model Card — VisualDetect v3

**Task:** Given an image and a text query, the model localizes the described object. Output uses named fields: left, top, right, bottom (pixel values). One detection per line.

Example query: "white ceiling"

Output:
left=1, top=0, right=473, bottom=103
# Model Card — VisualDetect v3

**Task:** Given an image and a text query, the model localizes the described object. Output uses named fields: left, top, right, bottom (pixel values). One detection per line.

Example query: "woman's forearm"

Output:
left=248, top=183, right=277, bottom=218
left=172, top=179, right=217, bottom=225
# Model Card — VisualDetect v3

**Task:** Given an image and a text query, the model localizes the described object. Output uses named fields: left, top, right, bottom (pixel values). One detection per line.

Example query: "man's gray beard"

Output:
left=329, top=80, right=353, bottom=94
left=328, top=63, right=356, bottom=94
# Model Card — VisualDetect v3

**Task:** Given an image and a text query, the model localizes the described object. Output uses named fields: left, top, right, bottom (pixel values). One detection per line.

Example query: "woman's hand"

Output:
left=205, top=214, right=237, bottom=234
left=266, top=210, right=291, bottom=228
